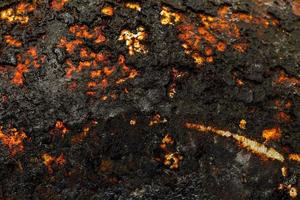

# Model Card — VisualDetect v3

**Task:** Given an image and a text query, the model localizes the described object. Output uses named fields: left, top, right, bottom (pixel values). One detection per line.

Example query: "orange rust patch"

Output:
left=161, top=5, right=278, bottom=65
left=262, top=127, right=281, bottom=142
left=51, top=0, right=69, bottom=11
left=4, top=35, right=22, bottom=47
left=149, top=114, right=167, bottom=126
left=239, top=119, right=247, bottom=129
left=0, top=2, right=36, bottom=24
left=0, top=126, right=28, bottom=156
left=159, top=134, right=182, bottom=170
left=233, top=42, right=248, bottom=53
left=53, top=120, right=69, bottom=137
left=275, top=111, right=292, bottom=123
left=125, top=2, right=141, bottom=11
left=11, top=47, right=46, bottom=85
left=292, top=0, right=300, bottom=16
left=58, top=37, right=84, bottom=54
left=167, top=68, right=188, bottom=98
left=289, top=154, right=300, bottom=163
left=118, top=26, right=148, bottom=56
left=276, top=71, right=300, bottom=85
left=42, top=153, right=66, bottom=174
left=71, top=121, right=97, bottom=144
left=58, top=23, right=137, bottom=100
left=101, top=6, right=114, bottom=16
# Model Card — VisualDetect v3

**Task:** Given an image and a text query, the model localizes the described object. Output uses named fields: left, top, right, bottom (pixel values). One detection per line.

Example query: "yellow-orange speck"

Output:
left=239, top=119, right=247, bottom=129
left=101, top=6, right=114, bottom=16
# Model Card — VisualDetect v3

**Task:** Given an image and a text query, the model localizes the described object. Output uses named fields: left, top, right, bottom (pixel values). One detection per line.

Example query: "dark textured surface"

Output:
left=0, top=0, right=300, bottom=199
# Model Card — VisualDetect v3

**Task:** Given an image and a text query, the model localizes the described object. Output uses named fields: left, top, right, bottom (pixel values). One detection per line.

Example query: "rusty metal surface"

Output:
left=0, top=0, right=300, bottom=199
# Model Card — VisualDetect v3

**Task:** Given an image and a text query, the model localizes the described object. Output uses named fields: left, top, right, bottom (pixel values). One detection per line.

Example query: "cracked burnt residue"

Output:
left=0, top=0, right=300, bottom=199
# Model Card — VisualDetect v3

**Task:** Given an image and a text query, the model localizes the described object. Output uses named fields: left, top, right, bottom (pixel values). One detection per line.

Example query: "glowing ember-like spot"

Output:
left=278, top=183, right=298, bottom=199
left=71, top=121, right=97, bottom=144
left=288, top=154, right=300, bottom=163
left=51, top=0, right=69, bottom=11
left=185, top=122, right=284, bottom=162
left=27, top=47, right=38, bottom=59
left=0, top=2, right=35, bottom=24
left=16, top=2, right=36, bottom=14
left=276, top=70, right=300, bottom=85
left=65, top=59, right=76, bottom=79
left=149, top=114, right=167, bottom=126
left=129, top=119, right=136, bottom=126
left=69, top=25, right=94, bottom=39
left=159, top=134, right=182, bottom=169
left=161, top=134, right=174, bottom=146
left=118, top=26, right=148, bottom=56
left=281, top=166, right=288, bottom=177
left=68, top=25, right=106, bottom=44
left=289, top=187, right=298, bottom=199
left=275, top=111, right=292, bottom=123
left=60, top=23, right=136, bottom=100
left=103, top=66, right=115, bottom=76
left=93, top=27, right=106, bottom=44
left=53, top=120, right=69, bottom=137
left=161, top=5, right=278, bottom=65
left=160, top=6, right=182, bottom=25
left=239, top=119, right=247, bottom=129
left=218, top=5, right=230, bottom=18
left=11, top=64, right=29, bottom=85
left=4, top=35, right=22, bottom=47
left=101, top=6, right=114, bottom=16
left=292, top=0, right=300, bottom=16
left=233, top=42, right=248, bottom=53
left=11, top=47, right=46, bottom=85
left=125, top=2, right=141, bottom=11
left=0, top=126, right=28, bottom=156
left=262, top=127, right=281, bottom=142
left=168, top=68, right=188, bottom=98
left=101, top=78, right=108, bottom=89
left=90, top=70, right=102, bottom=78
left=58, top=37, right=84, bottom=54
left=42, top=153, right=66, bottom=174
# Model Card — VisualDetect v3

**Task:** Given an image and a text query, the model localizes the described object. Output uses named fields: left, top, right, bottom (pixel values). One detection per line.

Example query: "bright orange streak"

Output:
left=185, top=122, right=284, bottom=162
